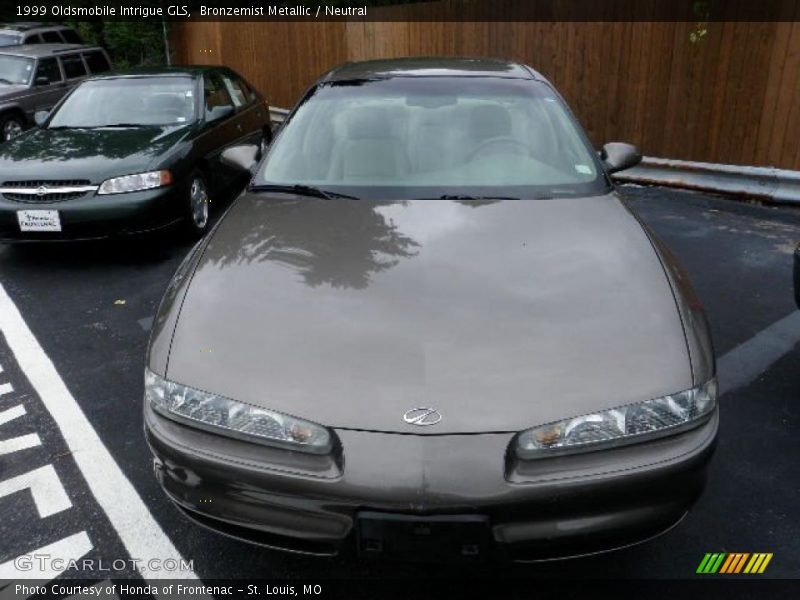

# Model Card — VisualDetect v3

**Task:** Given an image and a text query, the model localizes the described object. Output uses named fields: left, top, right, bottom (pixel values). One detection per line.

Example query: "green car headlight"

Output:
left=145, top=368, right=332, bottom=454
left=516, top=379, right=717, bottom=459
left=98, top=170, right=172, bottom=194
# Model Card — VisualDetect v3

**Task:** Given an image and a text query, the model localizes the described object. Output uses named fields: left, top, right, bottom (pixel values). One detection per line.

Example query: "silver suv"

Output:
left=0, top=22, right=84, bottom=46
left=0, top=44, right=111, bottom=141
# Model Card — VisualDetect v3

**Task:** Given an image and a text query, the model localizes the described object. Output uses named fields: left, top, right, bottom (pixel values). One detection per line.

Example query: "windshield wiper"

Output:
left=418, top=194, right=521, bottom=200
left=0, top=78, right=14, bottom=84
left=249, top=183, right=360, bottom=200
left=91, top=123, right=147, bottom=128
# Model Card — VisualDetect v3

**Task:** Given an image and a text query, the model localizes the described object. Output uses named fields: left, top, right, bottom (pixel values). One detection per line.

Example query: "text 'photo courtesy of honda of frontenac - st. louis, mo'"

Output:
left=144, top=58, right=717, bottom=563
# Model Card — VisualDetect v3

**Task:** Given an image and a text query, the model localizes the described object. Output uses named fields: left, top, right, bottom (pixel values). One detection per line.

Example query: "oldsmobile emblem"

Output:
left=403, top=407, right=442, bottom=426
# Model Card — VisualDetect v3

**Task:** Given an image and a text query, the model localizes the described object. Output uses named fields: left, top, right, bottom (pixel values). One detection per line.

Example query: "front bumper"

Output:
left=144, top=403, right=718, bottom=562
left=0, top=185, right=185, bottom=242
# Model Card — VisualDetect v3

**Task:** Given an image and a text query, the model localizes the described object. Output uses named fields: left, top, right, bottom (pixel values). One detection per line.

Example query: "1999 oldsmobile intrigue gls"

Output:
left=145, top=58, right=717, bottom=561
left=0, top=65, right=272, bottom=241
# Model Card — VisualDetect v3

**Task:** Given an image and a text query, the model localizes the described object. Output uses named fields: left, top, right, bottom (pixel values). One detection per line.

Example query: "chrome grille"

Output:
left=1, top=180, right=96, bottom=203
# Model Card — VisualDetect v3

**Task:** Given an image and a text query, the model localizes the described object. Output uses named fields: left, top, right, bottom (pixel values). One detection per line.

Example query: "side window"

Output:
left=60, top=54, right=87, bottom=79
left=24, top=34, right=42, bottom=44
left=203, top=74, right=234, bottom=120
left=61, top=29, right=84, bottom=44
left=35, top=58, right=62, bottom=84
left=239, top=78, right=258, bottom=103
left=41, top=31, right=63, bottom=43
left=83, top=51, right=110, bottom=74
left=221, top=74, right=248, bottom=108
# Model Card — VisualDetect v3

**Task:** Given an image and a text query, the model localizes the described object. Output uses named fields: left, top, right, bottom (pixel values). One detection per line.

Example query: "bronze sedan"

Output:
left=144, top=58, right=717, bottom=562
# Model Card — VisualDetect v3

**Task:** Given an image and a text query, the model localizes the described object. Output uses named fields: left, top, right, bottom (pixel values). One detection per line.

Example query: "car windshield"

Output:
left=48, top=76, right=196, bottom=128
left=0, top=54, right=34, bottom=84
left=0, top=34, right=21, bottom=47
left=257, top=76, right=608, bottom=199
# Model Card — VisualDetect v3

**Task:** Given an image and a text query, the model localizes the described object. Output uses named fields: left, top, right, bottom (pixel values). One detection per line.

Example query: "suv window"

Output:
left=203, top=74, right=234, bottom=118
left=60, top=54, right=87, bottom=79
left=222, top=74, right=249, bottom=108
left=41, top=31, right=63, bottom=43
left=83, top=51, right=110, bottom=74
left=35, top=57, right=62, bottom=83
left=23, top=34, right=42, bottom=44
left=61, top=29, right=83, bottom=44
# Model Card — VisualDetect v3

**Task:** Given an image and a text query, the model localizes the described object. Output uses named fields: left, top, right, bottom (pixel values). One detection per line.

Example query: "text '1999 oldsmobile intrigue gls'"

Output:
left=144, top=58, right=717, bottom=562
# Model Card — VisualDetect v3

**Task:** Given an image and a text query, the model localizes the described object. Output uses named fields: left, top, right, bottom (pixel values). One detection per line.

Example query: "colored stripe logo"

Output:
left=697, top=552, right=773, bottom=574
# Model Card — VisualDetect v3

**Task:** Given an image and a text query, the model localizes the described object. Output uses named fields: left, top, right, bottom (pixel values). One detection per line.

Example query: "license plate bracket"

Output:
left=356, top=511, right=491, bottom=562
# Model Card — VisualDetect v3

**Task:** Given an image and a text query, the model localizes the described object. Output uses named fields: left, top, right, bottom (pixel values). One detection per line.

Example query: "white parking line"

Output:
left=0, top=403, right=27, bottom=426
left=0, top=464, right=72, bottom=518
left=0, top=433, right=42, bottom=456
left=718, top=310, right=800, bottom=395
left=0, top=282, right=199, bottom=582
left=0, top=531, right=93, bottom=582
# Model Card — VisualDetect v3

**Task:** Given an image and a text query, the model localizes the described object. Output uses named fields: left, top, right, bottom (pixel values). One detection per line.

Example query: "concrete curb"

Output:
left=614, top=157, right=800, bottom=206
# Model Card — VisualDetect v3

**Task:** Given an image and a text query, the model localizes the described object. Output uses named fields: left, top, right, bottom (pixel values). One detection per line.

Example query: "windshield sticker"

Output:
left=575, top=164, right=593, bottom=174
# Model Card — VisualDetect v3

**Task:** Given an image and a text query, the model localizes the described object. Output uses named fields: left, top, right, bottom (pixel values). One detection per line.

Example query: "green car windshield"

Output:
left=257, top=77, right=608, bottom=200
left=48, top=77, right=196, bottom=128
left=0, top=55, right=34, bottom=85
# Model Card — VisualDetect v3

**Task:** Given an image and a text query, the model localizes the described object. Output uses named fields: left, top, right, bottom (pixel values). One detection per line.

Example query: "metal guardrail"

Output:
left=267, top=105, right=800, bottom=206
left=614, top=157, right=800, bottom=206
left=269, top=107, right=290, bottom=125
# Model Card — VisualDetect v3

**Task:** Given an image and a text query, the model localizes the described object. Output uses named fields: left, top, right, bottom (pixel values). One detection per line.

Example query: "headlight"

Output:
left=145, top=369, right=332, bottom=454
left=515, top=379, right=717, bottom=459
left=98, top=170, right=172, bottom=194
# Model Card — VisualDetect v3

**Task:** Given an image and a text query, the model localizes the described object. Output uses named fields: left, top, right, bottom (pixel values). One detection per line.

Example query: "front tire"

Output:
left=0, top=113, right=25, bottom=142
left=184, top=171, right=210, bottom=238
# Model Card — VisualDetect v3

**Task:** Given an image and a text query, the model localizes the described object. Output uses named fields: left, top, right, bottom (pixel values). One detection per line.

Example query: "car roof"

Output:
left=0, top=43, right=100, bottom=58
left=321, top=57, right=543, bottom=82
left=0, top=22, right=65, bottom=33
left=101, top=65, right=223, bottom=78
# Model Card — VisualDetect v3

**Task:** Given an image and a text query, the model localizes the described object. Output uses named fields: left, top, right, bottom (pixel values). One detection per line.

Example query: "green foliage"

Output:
left=65, top=20, right=170, bottom=68
left=689, top=1, right=710, bottom=45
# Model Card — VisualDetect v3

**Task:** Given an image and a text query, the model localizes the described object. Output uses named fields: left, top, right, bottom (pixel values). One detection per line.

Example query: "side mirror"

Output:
left=601, top=142, right=642, bottom=174
left=221, top=144, right=259, bottom=173
left=34, top=110, right=49, bottom=126
left=206, top=105, right=234, bottom=122
left=35, top=76, right=50, bottom=86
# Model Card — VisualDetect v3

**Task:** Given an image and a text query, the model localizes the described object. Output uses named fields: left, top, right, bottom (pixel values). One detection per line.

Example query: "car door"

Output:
left=81, top=50, right=111, bottom=76
left=57, top=53, right=89, bottom=95
left=197, top=72, right=240, bottom=186
left=30, top=57, right=66, bottom=115
left=220, top=72, right=268, bottom=146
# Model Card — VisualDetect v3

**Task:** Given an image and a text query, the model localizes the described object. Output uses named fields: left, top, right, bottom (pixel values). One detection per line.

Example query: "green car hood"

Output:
left=0, top=124, right=193, bottom=183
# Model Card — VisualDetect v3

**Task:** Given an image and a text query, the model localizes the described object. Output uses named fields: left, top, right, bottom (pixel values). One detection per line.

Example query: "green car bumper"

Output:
left=0, top=184, right=186, bottom=242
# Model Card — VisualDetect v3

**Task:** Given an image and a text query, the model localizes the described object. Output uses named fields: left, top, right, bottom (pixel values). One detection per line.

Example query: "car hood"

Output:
left=0, top=125, right=191, bottom=182
left=0, top=83, right=28, bottom=98
left=165, top=194, right=692, bottom=435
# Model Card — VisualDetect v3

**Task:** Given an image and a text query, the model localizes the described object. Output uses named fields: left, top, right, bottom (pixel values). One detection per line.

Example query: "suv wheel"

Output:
left=1, top=114, right=25, bottom=141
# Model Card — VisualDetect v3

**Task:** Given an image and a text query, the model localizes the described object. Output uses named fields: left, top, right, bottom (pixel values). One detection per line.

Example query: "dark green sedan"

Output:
left=0, top=65, right=272, bottom=241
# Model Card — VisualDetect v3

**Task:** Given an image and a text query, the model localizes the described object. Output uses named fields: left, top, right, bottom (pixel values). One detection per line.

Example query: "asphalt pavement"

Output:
left=0, top=184, right=798, bottom=585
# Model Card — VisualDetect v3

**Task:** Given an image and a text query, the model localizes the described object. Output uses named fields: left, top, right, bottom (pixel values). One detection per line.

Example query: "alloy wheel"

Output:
left=189, top=176, right=209, bottom=230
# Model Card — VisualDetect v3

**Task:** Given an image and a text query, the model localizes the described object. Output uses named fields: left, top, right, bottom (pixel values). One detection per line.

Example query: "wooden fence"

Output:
left=171, top=5, right=800, bottom=169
